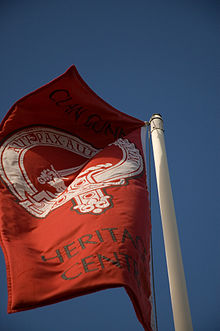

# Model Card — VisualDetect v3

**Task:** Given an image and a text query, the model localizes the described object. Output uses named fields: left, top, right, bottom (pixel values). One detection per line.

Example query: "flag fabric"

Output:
left=0, top=66, right=153, bottom=330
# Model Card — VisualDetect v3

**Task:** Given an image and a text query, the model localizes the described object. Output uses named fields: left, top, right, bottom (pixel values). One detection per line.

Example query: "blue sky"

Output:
left=0, top=1, right=219, bottom=330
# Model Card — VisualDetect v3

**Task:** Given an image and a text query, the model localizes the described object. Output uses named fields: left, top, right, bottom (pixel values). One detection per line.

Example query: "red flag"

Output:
left=0, top=66, right=153, bottom=330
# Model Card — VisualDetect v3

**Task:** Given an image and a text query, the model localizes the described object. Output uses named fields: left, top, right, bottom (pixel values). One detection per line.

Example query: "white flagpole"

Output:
left=150, top=114, right=193, bottom=331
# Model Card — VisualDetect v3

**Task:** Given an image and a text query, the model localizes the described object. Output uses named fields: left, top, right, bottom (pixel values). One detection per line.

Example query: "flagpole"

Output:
left=149, top=114, right=193, bottom=331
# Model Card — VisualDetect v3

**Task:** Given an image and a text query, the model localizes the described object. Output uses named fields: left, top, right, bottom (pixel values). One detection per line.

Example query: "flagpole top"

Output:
left=149, top=114, right=163, bottom=123
left=149, top=114, right=164, bottom=133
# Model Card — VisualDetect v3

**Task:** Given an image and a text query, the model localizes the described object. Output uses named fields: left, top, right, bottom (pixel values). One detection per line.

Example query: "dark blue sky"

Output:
left=0, top=1, right=219, bottom=330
